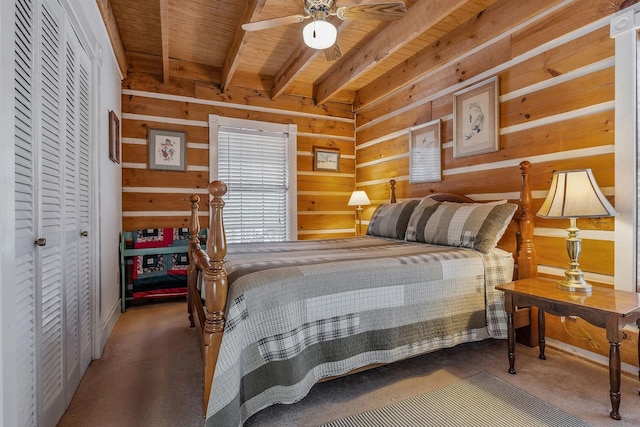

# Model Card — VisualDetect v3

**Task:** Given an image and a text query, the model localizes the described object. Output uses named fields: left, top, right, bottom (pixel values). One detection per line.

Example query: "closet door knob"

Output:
left=81, top=231, right=88, bottom=237
left=34, top=238, right=47, bottom=247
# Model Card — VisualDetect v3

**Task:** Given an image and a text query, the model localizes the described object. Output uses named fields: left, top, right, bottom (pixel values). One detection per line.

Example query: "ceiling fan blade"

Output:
left=336, top=2, right=406, bottom=21
left=324, top=42, right=342, bottom=61
left=242, top=14, right=310, bottom=32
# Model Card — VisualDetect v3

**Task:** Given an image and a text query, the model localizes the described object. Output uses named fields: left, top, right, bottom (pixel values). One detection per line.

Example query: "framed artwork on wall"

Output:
left=453, top=76, right=499, bottom=158
left=109, top=110, right=120, bottom=164
left=409, top=119, right=441, bottom=183
left=313, top=146, right=340, bottom=172
left=148, top=129, right=186, bottom=171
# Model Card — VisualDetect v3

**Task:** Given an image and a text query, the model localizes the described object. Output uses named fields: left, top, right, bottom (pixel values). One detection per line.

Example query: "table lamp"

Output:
left=536, top=168, right=617, bottom=292
left=348, top=190, right=371, bottom=236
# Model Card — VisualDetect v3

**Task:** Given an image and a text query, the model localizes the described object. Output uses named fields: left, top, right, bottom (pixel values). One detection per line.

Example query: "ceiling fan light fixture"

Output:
left=302, top=19, right=337, bottom=50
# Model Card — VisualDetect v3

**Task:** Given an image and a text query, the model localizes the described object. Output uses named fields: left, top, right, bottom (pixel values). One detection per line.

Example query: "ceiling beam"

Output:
left=221, top=0, right=268, bottom=92
left=96, top=0, right=128, bottom=78
left=159, top=0, right=169, bottom=84
left=353, top=0, right=559, bottom=111
left=314, top=0, right=472, bottom=105
left=270, top=0, right=374, bottom=100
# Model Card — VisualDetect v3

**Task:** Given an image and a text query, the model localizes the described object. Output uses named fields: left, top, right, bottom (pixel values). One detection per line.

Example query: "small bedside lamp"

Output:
left=536, top=169, right=617, bottom=292
left=348, top=190, right=371, bottom=236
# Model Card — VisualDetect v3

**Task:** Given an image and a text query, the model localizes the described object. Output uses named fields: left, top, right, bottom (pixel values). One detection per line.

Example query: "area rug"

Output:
left=320, top=371, right=591, bottom=427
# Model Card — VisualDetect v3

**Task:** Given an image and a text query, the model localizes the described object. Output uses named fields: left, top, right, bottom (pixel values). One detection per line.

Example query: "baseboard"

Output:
left=96, top=298, right=121, bottom=359
left=546, top=337, right=637, bottom=376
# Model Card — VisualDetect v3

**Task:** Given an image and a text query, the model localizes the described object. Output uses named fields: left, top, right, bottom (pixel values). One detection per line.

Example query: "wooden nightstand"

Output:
left=496, top=277, right=640, bottom=421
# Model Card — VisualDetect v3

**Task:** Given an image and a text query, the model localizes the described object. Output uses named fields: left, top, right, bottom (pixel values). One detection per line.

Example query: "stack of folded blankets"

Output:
left=128, top=228, right=191, bottom=300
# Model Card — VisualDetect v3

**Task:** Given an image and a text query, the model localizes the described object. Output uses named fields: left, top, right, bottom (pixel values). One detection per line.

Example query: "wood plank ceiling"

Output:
left=98, top=0, right=500, bottom=107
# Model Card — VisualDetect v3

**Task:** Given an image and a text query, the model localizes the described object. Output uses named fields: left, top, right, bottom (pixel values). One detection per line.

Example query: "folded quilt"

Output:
left=132, top=227, right=191, bottom=249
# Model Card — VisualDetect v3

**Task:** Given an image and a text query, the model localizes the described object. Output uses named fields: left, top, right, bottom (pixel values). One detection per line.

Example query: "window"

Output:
left=209, top=116, right=297, bottom=243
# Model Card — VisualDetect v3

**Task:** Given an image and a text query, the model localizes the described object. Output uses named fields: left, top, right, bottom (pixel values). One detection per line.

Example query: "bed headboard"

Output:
left=388, top=161, right=537, bottom=280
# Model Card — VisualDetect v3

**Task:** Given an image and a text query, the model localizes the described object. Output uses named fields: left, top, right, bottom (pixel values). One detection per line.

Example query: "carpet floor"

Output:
left=58, top=301, right=640, bottom=427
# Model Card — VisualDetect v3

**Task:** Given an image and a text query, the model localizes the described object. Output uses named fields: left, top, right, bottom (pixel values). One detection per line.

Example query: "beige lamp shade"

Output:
left=536, top=169, right=617, bottom=219
left=348, top=191, right=371, bottom=207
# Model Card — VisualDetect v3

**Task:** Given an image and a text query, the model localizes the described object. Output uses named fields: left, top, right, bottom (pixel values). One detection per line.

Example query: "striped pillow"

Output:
left=408, top=201, right=518, bottom=254
left=366, top=199, right=420, bottom=239
left=405, top=196, right=440, bottom=241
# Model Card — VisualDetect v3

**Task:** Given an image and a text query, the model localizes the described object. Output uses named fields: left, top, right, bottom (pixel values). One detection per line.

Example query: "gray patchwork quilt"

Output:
left=204, top=236, right=512, bottom=426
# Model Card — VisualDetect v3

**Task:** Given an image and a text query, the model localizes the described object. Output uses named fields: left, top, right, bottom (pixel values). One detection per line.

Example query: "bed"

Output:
left=186, top=161, right=538, bottom=426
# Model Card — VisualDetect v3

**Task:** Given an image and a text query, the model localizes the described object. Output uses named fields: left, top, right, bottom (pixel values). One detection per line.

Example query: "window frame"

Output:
left=208, top=115, right=298, bottom=241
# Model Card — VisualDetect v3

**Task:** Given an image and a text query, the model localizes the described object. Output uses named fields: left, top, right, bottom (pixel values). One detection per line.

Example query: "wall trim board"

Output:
left=535, top=227, right=615, bottom=241
left=546, top=338, right=636, bottom=374
left=500, top=101, right=614, bottom=135
left=98, top=299, right=121, bottom=358
left=121, top=162, right=209, bottom=172
left=122, top=137, right=146, bottom=145
left=298, top=229, right=355, bottom=235
left=356, top=153, right=409, bottom=169
left=297, top=191, right=352, bottom=197
left=356, top=128, right=406, bottom=151
left=122, top=187, right=209, bottom=194
left=500, top=57, right=614, bottom=102
left=297, top=131, right=354, bottom=142
left=122, top=210, right=208, bottom=217
left=441, top=145, right=614, bottom=177
left=298, top=211, right=352, bottom=216
left=299, top=151, right=356, bottom=160
left=297, top=171, right=355, bottom=178
left=355, top=0, right=609, bottom=118
left=123, top=112, right=208, bottom=127
left=121, top=88, right=355, bottom=124
left=538, top=266, right=614, bottom=285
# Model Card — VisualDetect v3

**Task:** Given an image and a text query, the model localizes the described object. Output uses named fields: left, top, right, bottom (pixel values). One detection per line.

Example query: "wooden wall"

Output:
left=354, top=0, right=635, bottom=365
left=121, top=64, right=356, bottom=239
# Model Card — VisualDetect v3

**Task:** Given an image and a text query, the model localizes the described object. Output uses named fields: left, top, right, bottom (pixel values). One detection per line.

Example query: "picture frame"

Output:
left=148, top=129, right=186, bottom=171
left=453, top=76, right=499, bottom=158
left=313, top=146, right=340, bottom=172
left=108, top=110, right=120, bottom=164
left=409, top=119, right=441, bottom=183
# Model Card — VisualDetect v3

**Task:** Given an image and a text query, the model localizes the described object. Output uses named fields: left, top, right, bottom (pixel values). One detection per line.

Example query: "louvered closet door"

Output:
left=14, top=0, right=39, bottom=424
left=37, top=0, right=66, bottom=425
left=14, top=0, right=93, bottom=425
left=62, top=26, right=92, bottom=405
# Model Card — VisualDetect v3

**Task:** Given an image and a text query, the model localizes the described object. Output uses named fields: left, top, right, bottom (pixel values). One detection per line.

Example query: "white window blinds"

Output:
left=217, top=126, right=290, bottom=243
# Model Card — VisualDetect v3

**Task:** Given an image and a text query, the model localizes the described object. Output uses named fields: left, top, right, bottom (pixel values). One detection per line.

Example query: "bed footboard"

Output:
left=187, top=181, right=228, bottom=414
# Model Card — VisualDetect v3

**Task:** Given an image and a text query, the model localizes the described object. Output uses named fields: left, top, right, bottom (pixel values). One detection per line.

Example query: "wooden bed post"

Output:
left=389, top=179, right=397, bottom=203
left=202, top=180, right=228, bottom=413
left=187, top=195, right=201, bottom=328
left=517, top=161, right=538, bottom=279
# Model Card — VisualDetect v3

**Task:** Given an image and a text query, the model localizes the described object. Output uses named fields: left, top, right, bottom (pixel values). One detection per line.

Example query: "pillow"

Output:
left=407, top=201, right=518, bottom=254
left=366, top=199, right=420, bottom=239
left=405, top=196, right=440, bottom=241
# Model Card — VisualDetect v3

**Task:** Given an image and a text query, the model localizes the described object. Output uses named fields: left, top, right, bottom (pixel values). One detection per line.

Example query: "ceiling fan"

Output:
left=241, top=0, right=406, bottom=60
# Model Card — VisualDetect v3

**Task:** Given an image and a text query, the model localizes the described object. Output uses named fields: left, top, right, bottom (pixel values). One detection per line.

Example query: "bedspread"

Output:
left=204, top=236, right=512, bottom=426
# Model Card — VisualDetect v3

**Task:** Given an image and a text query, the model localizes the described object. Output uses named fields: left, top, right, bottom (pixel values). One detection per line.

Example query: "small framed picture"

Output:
left=453, top=76, right=499, bottom=158
left=109, top=110, right=120, bottom=164
left=313, top=146, right=340, bottom=172
left=409, top=119, right=441, bottom=183
left=148, top=129, right=186, bottom=171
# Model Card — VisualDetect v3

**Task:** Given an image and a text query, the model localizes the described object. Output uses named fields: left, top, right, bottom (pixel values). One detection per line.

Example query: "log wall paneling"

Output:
left=121, top=73, right=356, bottom=237
left=352, top=0, right=624, bottom=361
